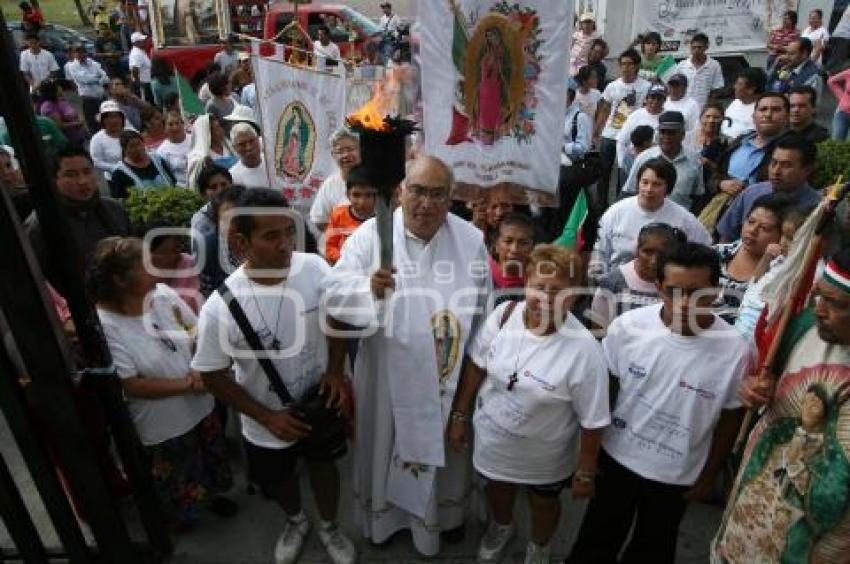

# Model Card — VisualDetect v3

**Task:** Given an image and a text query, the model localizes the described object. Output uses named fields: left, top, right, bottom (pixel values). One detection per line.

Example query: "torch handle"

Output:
left=376, top=193, right=393, bottom=271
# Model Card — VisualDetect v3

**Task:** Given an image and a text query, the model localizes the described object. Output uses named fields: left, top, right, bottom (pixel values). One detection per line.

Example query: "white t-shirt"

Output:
left=19, top=49, right=59, bottom=88
left=129, top=46, right=152, bottom=83
left=675, top=57, right=724, bottom=108
left=229, top=156, right=270, bottom=188
left=469, top=301, right=610, bottom=484
left=590, top=197, right=711, bottom=280
left=600, top=77, right=652, bottom=140
left=802, top=26, right=830, bottom=65
left=721, top=99, right=755, bottom=139
left=191, top=255, right=331, bottom=449
left=575, top=88, right=602, bottom=121
left=601, top=304, right=751, bottom=485
left=309, top=171, right=348, bottom=227
left=313, top=40, right=341, bottom=72
left=616, top=108, right=660, bottom=169
left=663, top=97, right=701, bottom=133
left=156, top=135, right=192, bottom=187
left=98, top=284, right=213, bottom=446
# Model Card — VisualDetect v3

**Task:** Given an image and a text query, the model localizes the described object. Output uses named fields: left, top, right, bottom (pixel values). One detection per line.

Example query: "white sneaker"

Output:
left=477, top=520, right=515, bottom=563
left=317, top=521, right=356, bottom=564
left=274, top=514, right=310, bottom=564
left=523, top=541, right=551, bottom=564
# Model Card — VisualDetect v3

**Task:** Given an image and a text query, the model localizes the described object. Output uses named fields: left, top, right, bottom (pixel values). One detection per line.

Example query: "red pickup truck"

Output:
left=149, top=1, right=380, bottom=85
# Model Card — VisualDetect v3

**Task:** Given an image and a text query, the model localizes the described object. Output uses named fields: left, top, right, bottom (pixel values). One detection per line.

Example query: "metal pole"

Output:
left=0, top=452, right=49, bottom=564
left=0, top=10, right=171, bottom=560
left=0, top=327, right=92, bottom=564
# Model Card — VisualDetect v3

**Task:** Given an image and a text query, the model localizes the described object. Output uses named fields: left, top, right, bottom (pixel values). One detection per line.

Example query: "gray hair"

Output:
left=230, top=122, right=258, bottom=143
left=329, top=127, right=359, bottom=148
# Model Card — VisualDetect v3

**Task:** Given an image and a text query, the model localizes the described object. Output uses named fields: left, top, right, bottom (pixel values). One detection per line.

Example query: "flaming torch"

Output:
left=346, top=91, right=417, bottom=270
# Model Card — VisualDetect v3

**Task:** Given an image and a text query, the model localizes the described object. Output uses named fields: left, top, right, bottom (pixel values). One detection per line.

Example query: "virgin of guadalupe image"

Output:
left=432, top=311, right=460, bottom=385
left=715, top=382, right=850, bottom=563
left=462, top=15, right=523, bottom=147
left=276, top=105, right=312, bottom=181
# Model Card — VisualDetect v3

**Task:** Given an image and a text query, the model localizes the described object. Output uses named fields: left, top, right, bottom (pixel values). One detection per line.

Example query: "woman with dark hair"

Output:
left=89, top=236, right=234, bottom=530
left=190, top=162, right=233, bottom=248
left=713, top=194, right=787, bottom=323
left=686, top=102, right=728, bottom=208
left=205, top=73, right=237, bottom=121
left=155, top=110, right=192, bottom=187
left=38, top=79, right=87, bottom=146
left=109, top=130, right=176, bottom=198
left=589, top=158, right=711, bottom=284
left=150, top=57, right=178, bottom=108
left=141, top=105, right=167, bottom=150
left=187, top=114, right=236, bottom=188
left=197, top=184, right=245, bottom=297
left=591, top=222, right=686, bottom=331
left=637, top=31, right=675, bottom=83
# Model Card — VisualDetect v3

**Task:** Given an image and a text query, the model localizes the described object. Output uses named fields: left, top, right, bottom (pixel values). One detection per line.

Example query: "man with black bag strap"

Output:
left=192, top=189, right=355, bottom=564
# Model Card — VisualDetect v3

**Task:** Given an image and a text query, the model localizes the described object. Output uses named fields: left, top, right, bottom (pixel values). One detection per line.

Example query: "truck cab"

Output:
left=263, top=3, right=382, bottom=60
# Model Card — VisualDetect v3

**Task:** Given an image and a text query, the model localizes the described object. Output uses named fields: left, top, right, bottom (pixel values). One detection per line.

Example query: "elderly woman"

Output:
left=155, top=110, right=192, bottom=187
left=109, top=130, right=177, bottom=199
left=89, top=100, right=132, bottom=181
left=187, top=114, right=236, bottom=190
left=591, top=222, right=686, bottom=331
left=308, top=128, right=360, bottom=232
left=88, top=237, right=233, bottom=529
left=449, top=244, right=610, bottom=564
left=713, top=194, right=787, bottom=323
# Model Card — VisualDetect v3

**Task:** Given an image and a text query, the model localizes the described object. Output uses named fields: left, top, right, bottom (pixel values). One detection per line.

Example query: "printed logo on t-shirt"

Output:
left=678, top=379, right=717, bottom=400
left=627, top=362, right=647, bottom=378
left=522, top=369, right=556, bottom=392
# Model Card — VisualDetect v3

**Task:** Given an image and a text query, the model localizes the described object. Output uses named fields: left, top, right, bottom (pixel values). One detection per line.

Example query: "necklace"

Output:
left=506, top=311, right=530, bottom=391
left=248, top=279, right=285, bottom=351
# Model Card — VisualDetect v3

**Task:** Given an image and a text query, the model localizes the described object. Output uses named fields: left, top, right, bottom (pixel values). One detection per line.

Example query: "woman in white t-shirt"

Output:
left=89, top=237, right=233, bottom=529
left=156, top=110, right=192, bottom=187
left=449, top=245, right=610, bottom=564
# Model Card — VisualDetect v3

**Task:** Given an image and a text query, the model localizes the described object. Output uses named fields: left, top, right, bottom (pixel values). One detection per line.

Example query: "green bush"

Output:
left=812, top=140, right=850, bottom=190
left=125, top=187, right=205, bottom=228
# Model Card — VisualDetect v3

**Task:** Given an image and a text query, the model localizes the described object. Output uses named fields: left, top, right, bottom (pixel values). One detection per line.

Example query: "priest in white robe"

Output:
left=322, top=155, right=490, bottom=556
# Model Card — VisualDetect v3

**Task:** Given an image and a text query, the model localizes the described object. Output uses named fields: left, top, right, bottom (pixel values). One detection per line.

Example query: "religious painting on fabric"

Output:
left=419, top=0, right=572, bottom=202
left=251, top=46, right=346, bottom=218
left=712, top=321, right=850, bottom=563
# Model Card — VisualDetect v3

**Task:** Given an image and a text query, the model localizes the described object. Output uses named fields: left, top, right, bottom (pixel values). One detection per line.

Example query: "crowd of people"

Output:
left=3, top=3, right=850, bottom=564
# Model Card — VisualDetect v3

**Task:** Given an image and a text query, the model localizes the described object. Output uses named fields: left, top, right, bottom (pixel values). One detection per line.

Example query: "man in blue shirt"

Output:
left=717, top=134, right=821, bottom=241
left=712, top=92, right=788, bottom=195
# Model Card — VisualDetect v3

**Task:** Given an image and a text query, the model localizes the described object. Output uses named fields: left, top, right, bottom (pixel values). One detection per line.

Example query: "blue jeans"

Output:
left=833, top=110, right=850, bottom=141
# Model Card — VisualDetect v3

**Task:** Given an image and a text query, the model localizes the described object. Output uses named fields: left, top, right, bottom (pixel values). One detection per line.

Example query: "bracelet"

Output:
left=573, top=469, right=596, bottom=483
left=449, top=410, right=469, bottom=423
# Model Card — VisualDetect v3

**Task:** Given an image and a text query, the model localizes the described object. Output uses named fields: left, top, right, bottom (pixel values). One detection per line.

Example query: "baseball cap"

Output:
left=130, top=31, right=147, bottom=43
left=580, top=12, right=596, bottom=22
left=97, top=100, right=125, bottom=123
left=667, top=73, right=688, bottom=86
left=647, top=84, right=668, bottom=98
left=658, top=111, right=685, bottom=131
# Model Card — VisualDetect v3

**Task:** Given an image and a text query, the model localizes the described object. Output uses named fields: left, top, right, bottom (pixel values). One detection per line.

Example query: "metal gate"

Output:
left=0, top=10, right=172, bottom=563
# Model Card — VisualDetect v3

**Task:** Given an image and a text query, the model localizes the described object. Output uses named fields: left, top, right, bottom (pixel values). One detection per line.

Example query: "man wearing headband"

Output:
left=714, top=248, right=850, bottom=562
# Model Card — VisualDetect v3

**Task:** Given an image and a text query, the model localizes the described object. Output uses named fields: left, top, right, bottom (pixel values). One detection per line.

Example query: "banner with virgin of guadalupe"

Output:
left=251, top=50, right=347, bottom=217
left=419, top=0, right=572, bottom=202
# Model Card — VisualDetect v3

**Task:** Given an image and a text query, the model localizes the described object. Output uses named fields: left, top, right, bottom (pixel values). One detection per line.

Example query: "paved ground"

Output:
left=1, top=408, right=721, bottom=563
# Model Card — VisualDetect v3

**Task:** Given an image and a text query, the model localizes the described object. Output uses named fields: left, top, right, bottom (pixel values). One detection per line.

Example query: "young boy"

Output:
left=621, top=124, right=655, bottom=177
left=324, top=165, right=376, bottom=264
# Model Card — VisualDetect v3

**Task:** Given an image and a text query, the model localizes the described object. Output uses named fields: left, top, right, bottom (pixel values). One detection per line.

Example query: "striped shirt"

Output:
left=675, top=57, right=724, bottom=109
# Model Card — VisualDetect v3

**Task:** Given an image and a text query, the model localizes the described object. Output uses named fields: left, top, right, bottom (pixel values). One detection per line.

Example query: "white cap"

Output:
left=97, top=100, right=125, bottom=122
left=223, top=104, right=260, bottom=132
left=130, top=31, right=147, bottom=43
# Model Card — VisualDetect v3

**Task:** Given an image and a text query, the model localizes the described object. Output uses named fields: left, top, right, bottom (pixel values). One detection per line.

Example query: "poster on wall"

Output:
left=252, top=51, right=347, bottom=217
left=419, top=0, right=572, bottom=203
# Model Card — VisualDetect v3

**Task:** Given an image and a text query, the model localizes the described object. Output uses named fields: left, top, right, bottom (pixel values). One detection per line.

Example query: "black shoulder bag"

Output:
left=566, top=111, right=603, bottom=188
left=217, top=283, right=345, bottom=448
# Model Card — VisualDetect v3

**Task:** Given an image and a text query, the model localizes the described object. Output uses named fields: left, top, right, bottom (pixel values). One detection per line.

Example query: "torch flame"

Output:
left=347, top=82, right=392, bottom=132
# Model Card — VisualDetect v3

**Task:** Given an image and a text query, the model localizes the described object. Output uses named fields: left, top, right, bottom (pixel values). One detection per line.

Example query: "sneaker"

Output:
left=523, top=541, right=551, bottom=564
left=317, top=521, right=356, bottom=564
left=477, top=521, right=515, bottom=563
left=274, top=515, right=310, bottom=564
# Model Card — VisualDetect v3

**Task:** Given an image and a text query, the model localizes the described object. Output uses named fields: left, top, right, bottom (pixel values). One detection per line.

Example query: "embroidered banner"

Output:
left=419, top=0, right=572, bottom=201
left=252, top=49, right=347, bottom=216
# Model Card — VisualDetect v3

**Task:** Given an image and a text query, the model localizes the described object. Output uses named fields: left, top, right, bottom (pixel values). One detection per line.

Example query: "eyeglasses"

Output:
left=331, top=146, right=358, bottom=157
left=406, top=184, right=451, bottom=203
